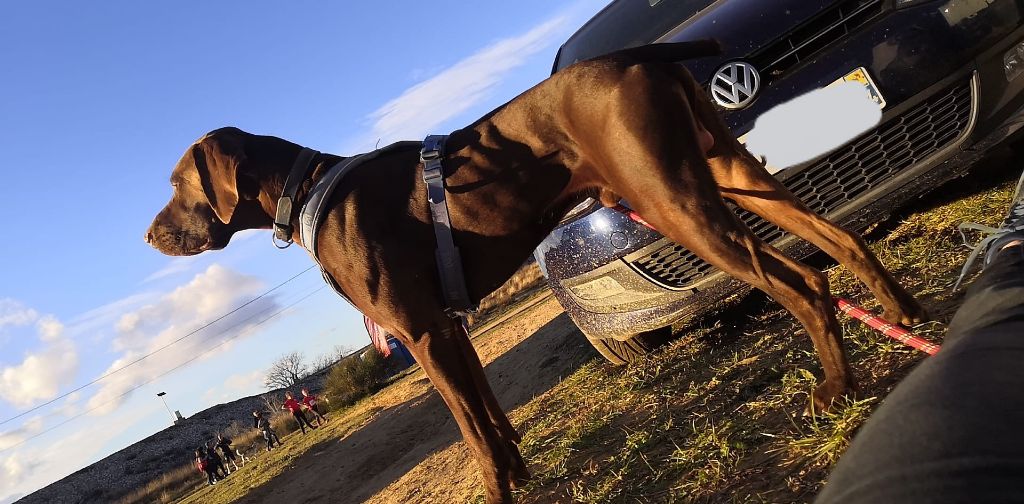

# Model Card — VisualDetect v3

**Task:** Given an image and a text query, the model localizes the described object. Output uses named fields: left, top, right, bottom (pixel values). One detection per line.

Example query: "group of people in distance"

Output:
left=195, top=388, right=330, bottom=487
left=252, top=388, right=329, bottom=455
left=280, top=388, right=329, bottom=434
left=194, top=433, right=241, bottom=486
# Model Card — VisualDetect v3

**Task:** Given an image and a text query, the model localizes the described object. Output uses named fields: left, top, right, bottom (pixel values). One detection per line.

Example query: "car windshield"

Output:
left=554, top=0, right=717, bottom=72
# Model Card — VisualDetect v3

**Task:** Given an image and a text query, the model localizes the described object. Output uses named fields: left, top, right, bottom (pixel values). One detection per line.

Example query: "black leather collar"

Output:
left=272, top=147, right=319, bottom=248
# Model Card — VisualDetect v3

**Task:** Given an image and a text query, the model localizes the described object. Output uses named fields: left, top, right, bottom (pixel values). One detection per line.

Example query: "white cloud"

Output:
left=225, top=369, right=264, bottom=392
left=1, top=456, right=24, bottom=483
left=348, top=15, right=568, bottom=150
left=51, top=392, right=81, bottom=418
left=0, top=299, right=38, bottom=331
left=0, top=314, right=78, bottom=409
left=0, top=416, right=43, bottom=451
left=202, top=369, right=263, bottom=406
left=65, top=292, right=161, bottom=345
left=0, top=402, right=156, bottom=502
left=36, top=317, right=63, bottom=343
left=86, top=264, right=279, bottom=414
left=143, top=256, right=198, bottom=283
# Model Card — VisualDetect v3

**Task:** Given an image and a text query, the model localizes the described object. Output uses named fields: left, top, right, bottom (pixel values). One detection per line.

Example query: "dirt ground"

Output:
left=234, top=297, right=596, bottom=504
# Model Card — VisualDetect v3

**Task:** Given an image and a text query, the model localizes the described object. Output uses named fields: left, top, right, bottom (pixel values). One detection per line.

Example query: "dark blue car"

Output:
left=536, top=0, right=1024, bottom=364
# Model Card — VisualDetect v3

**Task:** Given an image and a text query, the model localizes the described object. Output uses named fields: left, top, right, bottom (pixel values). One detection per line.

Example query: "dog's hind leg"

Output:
left=709, top=154, right=927, bottom=326
left=626, top=173, right=856, bottom=409
left=675, top=69, right=927, bottom=326
left=595, top=66, right=855, bottom=409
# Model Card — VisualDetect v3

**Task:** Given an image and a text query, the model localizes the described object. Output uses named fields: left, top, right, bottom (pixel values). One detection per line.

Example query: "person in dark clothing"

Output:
left=282, top=391, right=317, bottom=434
left=195, top=448, right=216, bottom=486
left=252, top=410, right=282, bottom=451
left=216, top=433, right=239, bottom=472
left=816, top=170, right=1024, bottom=504
left=205, top=441, right=228, bottom=479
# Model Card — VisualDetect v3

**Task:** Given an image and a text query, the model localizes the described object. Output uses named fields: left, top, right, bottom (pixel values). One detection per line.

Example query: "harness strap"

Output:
left=273, top=147, right=319, bottom=247
left=295, top=141, right=423, bottom=309
left=300, top=155, right=366, bottom=253
left=273, top=138, right=474, bottom=318
left=421, top=135, right=474, bottom=316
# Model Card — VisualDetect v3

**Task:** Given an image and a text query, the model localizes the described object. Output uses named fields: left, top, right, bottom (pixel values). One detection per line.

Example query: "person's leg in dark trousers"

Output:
left=816, top=238, right=1024, bottom=504
left=263, top=431, right=274, bottom=451
left=309, top=405, right=326, bottom=426
left=292, top=410, right=315, bottom=433
left=205, top=467, right=217, bottom=485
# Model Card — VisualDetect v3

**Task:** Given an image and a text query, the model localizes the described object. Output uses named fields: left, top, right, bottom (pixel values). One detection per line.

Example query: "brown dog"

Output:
left=146, top=41, right=925, bottom=502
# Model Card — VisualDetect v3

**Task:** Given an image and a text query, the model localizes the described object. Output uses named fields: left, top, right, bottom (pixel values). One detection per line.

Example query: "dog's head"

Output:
left=146, top=127, right=265, bottom=256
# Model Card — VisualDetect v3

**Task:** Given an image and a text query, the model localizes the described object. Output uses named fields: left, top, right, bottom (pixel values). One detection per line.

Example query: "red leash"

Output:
left=609, top=204, right=941, bottom=355
left=833, top=298, right=940, bottom=355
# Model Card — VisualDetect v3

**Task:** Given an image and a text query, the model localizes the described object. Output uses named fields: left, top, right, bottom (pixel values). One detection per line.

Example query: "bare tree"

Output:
left=309, top=345, right=356, bottom=374
left=260, top=392, right=282, bottom=413
left=264, top=351, right=308, bottom=389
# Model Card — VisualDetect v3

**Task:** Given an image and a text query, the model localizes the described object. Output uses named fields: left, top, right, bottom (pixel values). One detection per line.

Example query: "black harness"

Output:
left=273, top=136, right=475, bottom=318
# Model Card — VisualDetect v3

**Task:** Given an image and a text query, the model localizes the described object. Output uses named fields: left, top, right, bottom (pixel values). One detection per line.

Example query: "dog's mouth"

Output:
left=176, top=230, right=210, bottom=255
left=157, top=229, right=222, bottom=256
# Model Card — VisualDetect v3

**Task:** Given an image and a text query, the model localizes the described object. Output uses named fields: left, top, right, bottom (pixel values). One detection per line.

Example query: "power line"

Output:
left=0, top=285, right=328, bottom=454
left=0, top=265, right=317, bottom=428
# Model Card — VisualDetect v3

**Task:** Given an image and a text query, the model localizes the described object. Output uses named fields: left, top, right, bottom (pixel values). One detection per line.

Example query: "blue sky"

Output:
left=0, top=1, right=607, bottom=501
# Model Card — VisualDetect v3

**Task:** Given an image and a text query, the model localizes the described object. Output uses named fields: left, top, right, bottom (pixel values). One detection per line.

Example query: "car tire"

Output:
left=584, top=326, right=675, bottom=365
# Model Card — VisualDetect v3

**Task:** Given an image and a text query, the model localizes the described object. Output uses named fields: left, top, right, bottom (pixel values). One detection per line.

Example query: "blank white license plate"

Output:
left=738, top=67, right=886, bottom=173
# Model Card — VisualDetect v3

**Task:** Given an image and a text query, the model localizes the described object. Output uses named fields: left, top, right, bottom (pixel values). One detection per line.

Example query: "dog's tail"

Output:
left=594, top=39, right=722, bottom=64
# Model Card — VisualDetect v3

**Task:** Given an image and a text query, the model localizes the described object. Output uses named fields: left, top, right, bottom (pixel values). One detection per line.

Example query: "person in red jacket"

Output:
left=300, top=388, right=328, bottom=426
left=282, top=391, right=317, bottom=434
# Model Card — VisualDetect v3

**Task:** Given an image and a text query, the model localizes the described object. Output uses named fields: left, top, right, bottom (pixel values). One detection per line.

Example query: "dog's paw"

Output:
left=881, top=296, right=929, bottom=327
left=805, top=379, right=859, bottom=416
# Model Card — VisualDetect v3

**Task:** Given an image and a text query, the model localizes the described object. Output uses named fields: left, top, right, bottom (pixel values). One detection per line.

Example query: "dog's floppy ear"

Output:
left=193, top=127, right=248, bottom=224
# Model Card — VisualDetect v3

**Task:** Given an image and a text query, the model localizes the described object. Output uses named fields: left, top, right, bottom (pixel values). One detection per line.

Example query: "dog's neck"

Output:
left=242, top=137, right=344, bottom=242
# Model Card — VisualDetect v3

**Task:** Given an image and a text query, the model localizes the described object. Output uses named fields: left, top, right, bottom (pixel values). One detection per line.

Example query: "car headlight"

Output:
left=560, top=197, right=599, bottom=223
left=1005, top=40, right=1024, bottom=82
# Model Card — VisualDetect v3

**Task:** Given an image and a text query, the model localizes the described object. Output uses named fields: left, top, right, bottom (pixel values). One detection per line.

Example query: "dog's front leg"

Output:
left=401, top=318, right=527, bottom=503
left=454, top=322, right=529, bottom=480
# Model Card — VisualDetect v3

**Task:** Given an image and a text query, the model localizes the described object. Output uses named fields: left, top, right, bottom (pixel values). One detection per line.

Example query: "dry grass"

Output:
left=500, top=171, right=1016, bottom=503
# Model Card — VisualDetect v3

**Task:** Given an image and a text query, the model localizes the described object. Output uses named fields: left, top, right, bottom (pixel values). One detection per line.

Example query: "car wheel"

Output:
left=584, top=326, right=675, bottom=365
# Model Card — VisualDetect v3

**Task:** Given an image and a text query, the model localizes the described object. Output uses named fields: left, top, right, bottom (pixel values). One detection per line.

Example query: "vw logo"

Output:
left=710, top=61, right=761, bottom=109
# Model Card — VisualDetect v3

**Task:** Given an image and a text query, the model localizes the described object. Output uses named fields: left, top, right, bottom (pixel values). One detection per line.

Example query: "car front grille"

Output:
left=753, top=0, right=884, bottom=79
left=629, top=77, right=973, bottom=290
